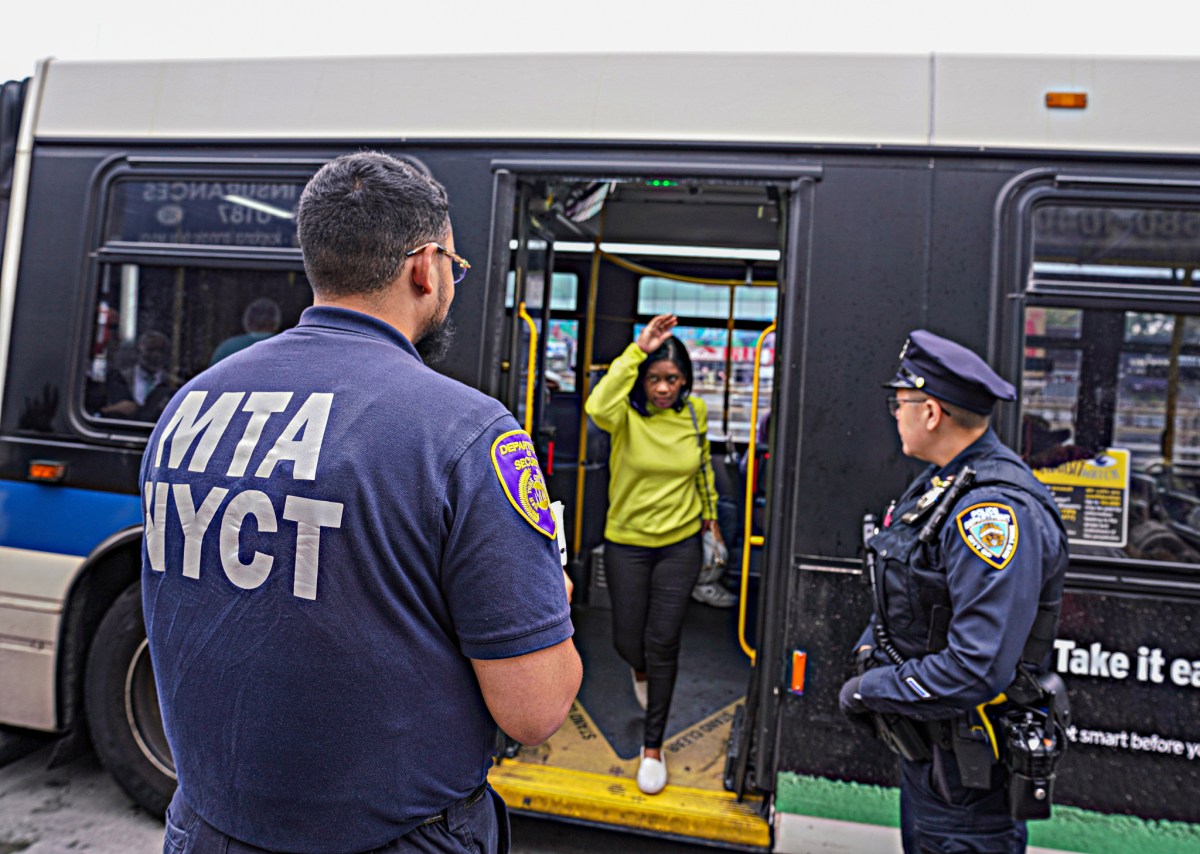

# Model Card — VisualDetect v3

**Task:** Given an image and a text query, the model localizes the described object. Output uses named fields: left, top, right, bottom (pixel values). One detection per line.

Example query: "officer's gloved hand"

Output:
left=838, top=676, right=875, bottom=739
left=854, top=644, right=878, bottom=676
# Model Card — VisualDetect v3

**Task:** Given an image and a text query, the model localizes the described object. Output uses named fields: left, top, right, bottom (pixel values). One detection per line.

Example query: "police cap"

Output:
left=883, top=329, right=1016, bottom=415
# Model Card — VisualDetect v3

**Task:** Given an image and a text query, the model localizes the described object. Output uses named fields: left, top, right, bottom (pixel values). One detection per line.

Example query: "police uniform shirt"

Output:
left=858, top=429, right=1068, bottom=720
left=140, top=306, right=573, bottom=853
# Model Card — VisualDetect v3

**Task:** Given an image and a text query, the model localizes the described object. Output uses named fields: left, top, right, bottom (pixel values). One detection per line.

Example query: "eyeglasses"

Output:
left=887, top=396, right=952, bottom=418
left=887, top=396, right=929, bottom=416
left=405, top=242, right=471, bottom=285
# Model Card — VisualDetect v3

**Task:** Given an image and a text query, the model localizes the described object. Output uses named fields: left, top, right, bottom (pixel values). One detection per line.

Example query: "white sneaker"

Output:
left=631, top=669, right=648, bottom=710
left=692, top=582, right=737, bottom=608
left=637, top=748, right=668, bottom=795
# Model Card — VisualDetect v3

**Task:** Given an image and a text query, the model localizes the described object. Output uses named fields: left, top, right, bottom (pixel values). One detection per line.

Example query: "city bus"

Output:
left=1, top=52, right=1199, bottom=852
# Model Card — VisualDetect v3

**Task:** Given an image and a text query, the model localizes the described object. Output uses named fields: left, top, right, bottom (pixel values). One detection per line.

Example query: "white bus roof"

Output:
left=30, top=52, right=1200, bottom=154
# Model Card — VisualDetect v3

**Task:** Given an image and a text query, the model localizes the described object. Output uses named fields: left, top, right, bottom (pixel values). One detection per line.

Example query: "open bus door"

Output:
left=502, top=185, right=558, bottom=455
left=725, top=176, right=813, bottom=816
left=483, top=163, right=816, bottom=850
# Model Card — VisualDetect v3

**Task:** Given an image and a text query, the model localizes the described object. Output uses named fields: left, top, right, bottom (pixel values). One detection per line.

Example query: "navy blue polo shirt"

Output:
left=140, top=307, right=573, bottom=853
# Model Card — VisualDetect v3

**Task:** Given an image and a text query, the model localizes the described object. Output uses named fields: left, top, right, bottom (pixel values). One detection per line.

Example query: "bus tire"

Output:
left=84, top=582, right=176, bottom=816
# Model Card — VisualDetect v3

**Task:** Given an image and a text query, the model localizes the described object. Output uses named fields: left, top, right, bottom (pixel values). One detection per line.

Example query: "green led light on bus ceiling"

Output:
left=645, top=179, right=679, bottom=188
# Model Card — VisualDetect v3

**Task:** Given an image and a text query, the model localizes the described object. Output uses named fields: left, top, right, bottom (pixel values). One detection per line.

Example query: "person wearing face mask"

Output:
left=584, top=313, right=726, bottom=795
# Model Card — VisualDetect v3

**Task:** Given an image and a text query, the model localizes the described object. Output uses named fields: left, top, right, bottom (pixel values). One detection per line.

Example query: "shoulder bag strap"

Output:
left=686, top=399, right=715, bottom=520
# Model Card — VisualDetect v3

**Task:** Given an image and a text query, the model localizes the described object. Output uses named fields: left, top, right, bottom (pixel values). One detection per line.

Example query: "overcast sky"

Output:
left=4, top=0, right=1194, bottom=84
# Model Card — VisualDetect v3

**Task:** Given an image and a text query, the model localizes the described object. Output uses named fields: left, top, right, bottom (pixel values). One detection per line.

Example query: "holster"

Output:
left=951, top=717, right=998, bottom=790
left=874, top=713, right=932, bottom=763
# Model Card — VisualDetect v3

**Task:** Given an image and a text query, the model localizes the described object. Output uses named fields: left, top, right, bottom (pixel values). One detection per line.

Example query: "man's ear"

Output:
left=409, top=245, right=435, bottom=296
left=924, top=399, right=943, bottom=432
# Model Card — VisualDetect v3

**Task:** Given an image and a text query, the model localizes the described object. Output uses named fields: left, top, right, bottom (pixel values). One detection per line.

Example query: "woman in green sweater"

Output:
left=585, top=313, right=724, bottom=795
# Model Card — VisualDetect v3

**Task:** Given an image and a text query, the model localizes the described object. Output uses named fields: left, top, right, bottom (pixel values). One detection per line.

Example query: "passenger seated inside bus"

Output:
left=87, top=330, right=177, bottom=422
left=209, top=297, right=282, bottom=366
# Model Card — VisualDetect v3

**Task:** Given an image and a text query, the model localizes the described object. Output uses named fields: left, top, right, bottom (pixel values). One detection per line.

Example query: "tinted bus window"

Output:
left=1024, top=200, right=1200, bottom=566
left=106, top=179, right=305, bottom=248
left=84, top=262, right=311, bottom=424
left=637, top=277, right=776, bottom=322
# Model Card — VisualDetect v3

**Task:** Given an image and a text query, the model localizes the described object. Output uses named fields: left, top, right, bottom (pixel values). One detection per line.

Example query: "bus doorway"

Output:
left=486, top=166, right=804, bottom=849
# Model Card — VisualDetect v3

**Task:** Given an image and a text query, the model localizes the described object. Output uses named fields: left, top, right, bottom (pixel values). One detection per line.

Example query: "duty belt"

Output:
left=418, top=781, right=489, bottom=826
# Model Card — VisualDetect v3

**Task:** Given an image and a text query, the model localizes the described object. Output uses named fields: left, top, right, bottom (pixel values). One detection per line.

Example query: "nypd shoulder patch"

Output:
left=955, top=502, right=1019, bottom=570
left=490, top=429, right=556, bottom=539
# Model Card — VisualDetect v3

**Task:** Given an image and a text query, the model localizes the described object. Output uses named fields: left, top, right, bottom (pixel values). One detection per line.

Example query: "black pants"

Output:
left=604, top=534, right=701, bottom=748
left=900, top=748, right=1027, bottom=853
left=162, top=784, right=509, bottom=854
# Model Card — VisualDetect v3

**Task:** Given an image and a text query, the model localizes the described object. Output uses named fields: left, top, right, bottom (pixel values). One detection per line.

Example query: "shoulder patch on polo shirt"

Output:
left=955, top=502, right=1018, bottom=570
left=491, top=430, right=556, bottom=539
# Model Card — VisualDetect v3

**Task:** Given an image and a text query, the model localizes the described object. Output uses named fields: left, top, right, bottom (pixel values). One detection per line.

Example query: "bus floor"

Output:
left=489, top=585, right=771, bottom=850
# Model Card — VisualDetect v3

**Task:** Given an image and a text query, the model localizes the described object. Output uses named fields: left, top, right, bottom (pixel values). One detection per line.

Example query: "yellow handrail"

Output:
left=598, top=250, right=777, bottom=287
left=517, top=301, right=537, bottom=434
left=739, top=322, right=775, bottom=664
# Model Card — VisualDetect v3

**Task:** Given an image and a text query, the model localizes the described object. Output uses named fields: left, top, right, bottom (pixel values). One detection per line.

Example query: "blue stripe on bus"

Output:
left=0, top=480, right=142, bottom=557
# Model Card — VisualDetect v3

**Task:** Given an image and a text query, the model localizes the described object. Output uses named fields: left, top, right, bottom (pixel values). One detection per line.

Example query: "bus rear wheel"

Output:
left=85, top=582, right=176, bottom=816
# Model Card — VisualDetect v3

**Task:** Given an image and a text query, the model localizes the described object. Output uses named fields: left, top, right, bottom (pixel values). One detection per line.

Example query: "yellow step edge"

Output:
left=489, top=760, right=770, bottom=849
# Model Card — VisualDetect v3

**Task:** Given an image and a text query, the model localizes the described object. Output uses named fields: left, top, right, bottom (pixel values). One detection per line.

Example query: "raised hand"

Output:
left=637, top=314, right=678, bottom=354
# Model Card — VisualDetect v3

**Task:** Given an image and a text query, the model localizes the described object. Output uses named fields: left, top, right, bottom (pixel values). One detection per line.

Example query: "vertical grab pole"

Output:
left=517, top=301, right=538, bottom=434
left=720, top=269, right=742, bottom=437
left=572, top=210, right=606, bottom=559
left=738, top=322, right=775, bottom=664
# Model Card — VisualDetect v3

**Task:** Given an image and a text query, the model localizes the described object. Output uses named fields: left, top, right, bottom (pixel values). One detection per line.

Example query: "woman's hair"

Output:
left=629, top=336, right=693, bottom=416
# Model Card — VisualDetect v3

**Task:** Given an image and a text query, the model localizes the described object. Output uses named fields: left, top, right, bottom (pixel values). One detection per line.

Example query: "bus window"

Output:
left=83, top=262, right=311, bottom=424
left=506, top=270, right=579, bottom=392
left=636, top=277, right=776, bottom=442
left=1023, top=199, right=1200, bottom=566
left=546, top=319, right=579, bottom=392
left=81, top=172, right=313, bottom=426
left=105, top=178, right=305, bottom=248
left=637, top=277, right=776, bottom=322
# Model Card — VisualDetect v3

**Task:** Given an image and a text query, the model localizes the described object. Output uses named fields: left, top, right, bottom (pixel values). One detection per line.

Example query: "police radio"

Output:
left=1003, top=670, right=1069, bottom=820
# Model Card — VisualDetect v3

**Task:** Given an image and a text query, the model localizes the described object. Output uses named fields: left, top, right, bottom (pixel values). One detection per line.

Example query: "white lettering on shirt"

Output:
left=173, top=484, right=230, bottom=579
left=154, top=391, right=245, bottom=472
left=255, top=393, right=333, bottom=481
left=227, top=392, right=293, bottom=477
left=220, top=490, right=277, bottom=590
left=143, top=481, right=170, bottom=572
left=282, top=496, right=345, bottom=600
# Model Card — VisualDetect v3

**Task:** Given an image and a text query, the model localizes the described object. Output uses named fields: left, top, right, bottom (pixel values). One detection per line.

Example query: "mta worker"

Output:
left=142, top=152, right=582, bottom=853
left=839, top=330, right=1068, bottom=853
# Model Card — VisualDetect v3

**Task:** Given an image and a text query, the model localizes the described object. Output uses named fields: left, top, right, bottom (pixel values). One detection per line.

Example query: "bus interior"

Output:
left=491, top=171, right=786, bottom=848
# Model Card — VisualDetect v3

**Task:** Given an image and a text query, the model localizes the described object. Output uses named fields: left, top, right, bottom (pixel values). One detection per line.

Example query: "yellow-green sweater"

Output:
left=584, top=342, right=718, bottom=547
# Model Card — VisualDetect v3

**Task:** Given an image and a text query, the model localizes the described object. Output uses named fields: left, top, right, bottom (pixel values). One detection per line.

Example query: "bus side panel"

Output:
left=787, top=160, right=939, bottom=556
left=774, top=157, right=1200, bottom=827
left=3, top=147, right=110, bottom=444
left=1051, top=584, right=1200, bottom=821
left=774, top=160, right=942, bottom=787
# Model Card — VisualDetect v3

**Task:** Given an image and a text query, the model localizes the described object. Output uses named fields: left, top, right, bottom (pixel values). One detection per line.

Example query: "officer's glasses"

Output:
left=405, top=242, right=471, bottom=285
left=887, top=396, right=952, bottom=418
left=887, top=396, right=929, bottom=416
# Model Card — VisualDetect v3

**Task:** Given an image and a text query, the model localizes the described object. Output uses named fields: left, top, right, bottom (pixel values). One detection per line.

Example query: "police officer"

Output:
left=839, top=330, right=1069, bottom=854
left=142, top=152, right=582, bottom=853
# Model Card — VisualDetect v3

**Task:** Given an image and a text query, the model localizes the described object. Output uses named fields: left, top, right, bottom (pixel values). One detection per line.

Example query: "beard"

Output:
left=414, top=299, right=455, bottom=366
